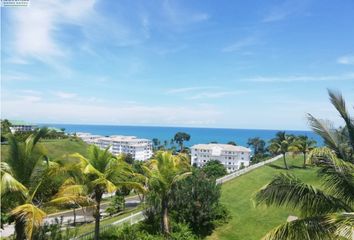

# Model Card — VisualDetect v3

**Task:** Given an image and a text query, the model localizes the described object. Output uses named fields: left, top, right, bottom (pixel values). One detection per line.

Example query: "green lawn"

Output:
left=1, top=138, right=89, bottom=160
left=207, top=156, right=322, bottom=240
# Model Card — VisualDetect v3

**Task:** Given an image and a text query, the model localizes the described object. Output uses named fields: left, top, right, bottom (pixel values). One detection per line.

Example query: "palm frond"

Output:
left=1, top=172, right=28, bottom=196
left=11, top=203, right=46, bottom=240
left=325, top=212, right=354, bottom=239
left=172, top=172, right=192, bottom=185
left=328, top=89, right=354, bottom=150
left=262, top=215, right=335, bottom=240
left=307, top=114, right=341, bottom=154
left=256, top=173, right=352, bottom=217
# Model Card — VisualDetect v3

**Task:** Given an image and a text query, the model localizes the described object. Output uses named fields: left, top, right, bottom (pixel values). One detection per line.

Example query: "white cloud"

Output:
left=337, top=55, right=354, bottom=65
left=187, top=91, right=244, bottom=100
left=222, top=37, right=258, bottom=53
left=8, top=0, right=96, bottom=62
left=162, top=0, right=210, bottom=25
left=244, top=73, right=354, bottom=83
left=1, top=99, right=221, bottom=127
left=262, top=0, right=309, bottom=23
left=2, top=73, right=30, bottom=81
left=53, top=91, right=77, bottom=99
left=166, top=86, right=219, bottom=94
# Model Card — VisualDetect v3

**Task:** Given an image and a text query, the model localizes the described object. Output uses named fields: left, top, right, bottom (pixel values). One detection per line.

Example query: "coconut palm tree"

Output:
left=269, top=132, right=294, bottom=170
left=144, top=151, right=191, bottom=235
left=290, top=135, right=317, bottom=168
left=1, top=128, right=50, bottom=240
left=256, top=90, right=354, bottom=240
left=56, top=145, right=144, bottom=240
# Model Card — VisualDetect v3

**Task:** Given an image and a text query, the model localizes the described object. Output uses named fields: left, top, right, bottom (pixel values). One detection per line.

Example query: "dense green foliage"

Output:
left=247, top=137, right=269, bottom=163
left=32, top=218, right=78, bottom=240
left=1, top=119, right=12, bottom=142
left=255, top=90, right=354, bottom=240
left=171, top=170, right=230, bottom=237
left=105, top=195, right=125, bottom=216
left=1, top=129, right=55, bottom=240
left=144, top=151, right=191, bottom=234
left=173, top=132, right=191, bottom=151
left=100, top=222, right=197, bottom=240
left=201, top=160, right=227, bottom=178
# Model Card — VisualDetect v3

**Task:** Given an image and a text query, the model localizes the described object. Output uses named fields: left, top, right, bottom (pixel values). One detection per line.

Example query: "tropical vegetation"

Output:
left=256, top=90, right=354, bottom=240
left=1, top=128, right=56, bottom=240
left=173, top=132, right=191, bottom=152
left=144, top=151, right=191, bottom=235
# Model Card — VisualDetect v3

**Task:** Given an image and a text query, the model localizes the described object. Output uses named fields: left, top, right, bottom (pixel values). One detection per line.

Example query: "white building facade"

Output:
left=78, top=133, right=153, bottom=161
left=9, top=120, right=36, bottom=133
left=191, top=144, right=251, bottom=173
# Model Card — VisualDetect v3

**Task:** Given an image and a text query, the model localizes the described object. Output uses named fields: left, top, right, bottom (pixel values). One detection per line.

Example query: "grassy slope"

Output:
left=207, top=156, right=322, bottom=240
left=1, top=139, right=89, bottom=160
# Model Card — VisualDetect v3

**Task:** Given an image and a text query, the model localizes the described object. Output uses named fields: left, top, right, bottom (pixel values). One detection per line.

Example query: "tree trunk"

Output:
left=283, top=154, right=289, bottom=170
left=94, top=191, right=103, bottom=240
left=161, top=197, right=170, bottom=235
left=303, top=152, right=307, bottom=168
left=15, top=219, right=25, bottom=240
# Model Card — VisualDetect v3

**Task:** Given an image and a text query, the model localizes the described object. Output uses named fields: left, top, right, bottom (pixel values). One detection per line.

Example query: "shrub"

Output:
left=100, top=222, right=197, bottom=240
left=170, top=169, right=230, bottom=237
left=201, top=160, right=227, bottom=178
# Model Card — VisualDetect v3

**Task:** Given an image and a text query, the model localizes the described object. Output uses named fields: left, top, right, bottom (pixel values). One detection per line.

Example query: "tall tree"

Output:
left=173, top=132, right=191, bottom=151
left=269, top=132, right=294, bottom=170
left=144, top=151, right=191, bottom=235
left=256, top=90, right=354, bottom=240
left=170, top=169, right=229, bottom=237
left=290, top=136, right=317, bottom=168
left=1, top=119, right=12, bottom=142
left=1, top=128, right=50, bottom=240
left=55, top=146, right=144, bottom=240
left=247, top=137, right=266, bottom=155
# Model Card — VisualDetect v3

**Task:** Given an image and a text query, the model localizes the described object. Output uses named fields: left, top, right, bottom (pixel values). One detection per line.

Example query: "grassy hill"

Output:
left=207, top=156, right=322, bottom=240
left=1, top=139, right=89, bottom=161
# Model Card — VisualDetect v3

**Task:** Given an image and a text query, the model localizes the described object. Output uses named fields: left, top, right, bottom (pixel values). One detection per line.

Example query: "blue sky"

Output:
left=1, top=0, right=354, bottom=130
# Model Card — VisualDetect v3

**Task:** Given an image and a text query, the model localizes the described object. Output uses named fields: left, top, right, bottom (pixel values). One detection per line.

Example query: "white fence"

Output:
left=216, top=154, right=282, bottom=184
left=73, top=154, right=282, bottom=239
left=73, top=211, right=145, bottom=240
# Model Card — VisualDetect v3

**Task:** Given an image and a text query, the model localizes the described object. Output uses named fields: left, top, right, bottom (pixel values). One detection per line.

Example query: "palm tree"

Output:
left=290, top=136, right=317, bottom=168
left=256, top=90, right=354, bottom=240
left=173, top=132, right=191, bottom=152
left=1, top=128, right=50, bottom=240
left=269, top=132, right=294, bottom=170
left=144, top=151, right=191, bottom=235
left=56, top=145, right=144, bottom=240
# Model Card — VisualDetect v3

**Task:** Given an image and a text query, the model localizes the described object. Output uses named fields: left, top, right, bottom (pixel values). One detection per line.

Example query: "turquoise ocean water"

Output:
left=41, top=124, right=322, bottom=147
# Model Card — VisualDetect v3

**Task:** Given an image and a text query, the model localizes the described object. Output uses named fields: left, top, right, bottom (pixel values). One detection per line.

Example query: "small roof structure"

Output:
left=9, top=120, right=35, bottom=126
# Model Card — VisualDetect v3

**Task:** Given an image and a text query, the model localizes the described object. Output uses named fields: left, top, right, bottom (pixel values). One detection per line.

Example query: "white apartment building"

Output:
left=9, top=120, right=36, bottom=133
left=191, top=144, right=251, bottom=173
left=78, top=133, right=153, bottom=161
left=76, top=132, right=103, bottom=144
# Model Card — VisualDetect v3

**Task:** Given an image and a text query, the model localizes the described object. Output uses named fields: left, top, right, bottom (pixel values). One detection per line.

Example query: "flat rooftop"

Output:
left=191, top=143, right=251, bottom=152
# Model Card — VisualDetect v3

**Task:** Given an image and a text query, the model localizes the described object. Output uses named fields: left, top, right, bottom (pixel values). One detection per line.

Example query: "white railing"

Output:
left=72, top=211, right=145, bottom=240
left=216, top=155, right=282, bottom=184
left=73, top=155, right=282, bottom=239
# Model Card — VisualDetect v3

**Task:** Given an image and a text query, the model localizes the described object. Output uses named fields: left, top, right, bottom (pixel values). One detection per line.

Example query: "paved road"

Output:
left=0, top=195, right=141, bottom=238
